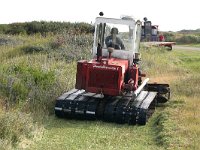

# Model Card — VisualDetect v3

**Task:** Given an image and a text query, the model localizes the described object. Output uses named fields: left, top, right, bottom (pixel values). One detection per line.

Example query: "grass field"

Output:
left=0, top=34, right=200, bottom=150
left=177, top=44, right=200, bottom=48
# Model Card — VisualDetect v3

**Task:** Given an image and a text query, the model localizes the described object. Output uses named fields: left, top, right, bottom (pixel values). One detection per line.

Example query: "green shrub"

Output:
left=0, top=25, right=8, bottom=34
left=49, top=33, right=93, bottom=62
left=176, top=35, right=200, bottom=44
left=163, top=32, right=176, bottom=42
left=21, top=45, right=45, bottom=53
left=0, top=51, right=77, bottom=115
left=0, top=35, right=23, bottom=46
left=1, top=21, right=94, bottom=35
left=5, top=23, right=26, bottom=35
left=0, top=63, right=57, bottom=113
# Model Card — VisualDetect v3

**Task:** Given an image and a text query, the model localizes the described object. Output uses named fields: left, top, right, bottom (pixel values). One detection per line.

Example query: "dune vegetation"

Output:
left=0, top=32, right=200, bottom=150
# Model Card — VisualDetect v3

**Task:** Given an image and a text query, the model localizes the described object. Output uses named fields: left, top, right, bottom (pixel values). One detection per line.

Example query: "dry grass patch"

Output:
left=149, top=73, right=180, bottom=83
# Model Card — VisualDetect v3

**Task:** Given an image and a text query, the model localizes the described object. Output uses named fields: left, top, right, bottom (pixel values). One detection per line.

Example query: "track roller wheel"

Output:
left=96, top=99, right=106, bottom=119
left=55, top=109, right=64, bottom=118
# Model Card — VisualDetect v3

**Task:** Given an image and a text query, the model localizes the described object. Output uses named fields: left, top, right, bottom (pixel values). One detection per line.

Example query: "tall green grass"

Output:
left=0, top=33, right=90, bottom=149
left=0, top=33, right=92, bottom=113
left=140, top=46, right=183, bottom=76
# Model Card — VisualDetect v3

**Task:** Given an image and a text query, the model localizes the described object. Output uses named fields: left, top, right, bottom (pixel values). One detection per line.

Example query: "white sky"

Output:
left=0, top=0, right=199, bottom=31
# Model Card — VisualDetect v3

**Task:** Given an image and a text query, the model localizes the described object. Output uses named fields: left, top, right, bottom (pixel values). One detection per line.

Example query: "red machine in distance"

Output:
left=55, top=13, right=170, bottom=125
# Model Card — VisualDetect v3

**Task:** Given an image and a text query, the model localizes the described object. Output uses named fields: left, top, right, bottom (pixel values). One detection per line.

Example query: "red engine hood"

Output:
left=85, top=58, right=129, bottom=95
left=89, top=58, right=129, bottom=73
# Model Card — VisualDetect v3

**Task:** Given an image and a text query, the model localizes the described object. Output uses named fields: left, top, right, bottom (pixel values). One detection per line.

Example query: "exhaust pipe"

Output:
left=97, top=43, right=102, bottom=61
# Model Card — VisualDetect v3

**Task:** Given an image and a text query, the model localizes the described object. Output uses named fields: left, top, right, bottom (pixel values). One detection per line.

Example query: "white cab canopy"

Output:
left=92, top=16, right=142, bottom=64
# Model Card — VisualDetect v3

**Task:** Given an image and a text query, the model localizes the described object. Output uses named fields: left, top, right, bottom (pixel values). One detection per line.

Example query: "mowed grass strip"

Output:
left=28, top=118, right=165, bottom=150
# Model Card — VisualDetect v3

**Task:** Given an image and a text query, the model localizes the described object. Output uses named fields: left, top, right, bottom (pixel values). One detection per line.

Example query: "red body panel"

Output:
left=75, top=60, right=88, bottom=89
left=75, top=57, right=140, bottom=96
left=86, top=63, right=122, bottom=95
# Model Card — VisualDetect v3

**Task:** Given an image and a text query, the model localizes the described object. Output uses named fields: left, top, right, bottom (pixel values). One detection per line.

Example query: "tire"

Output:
left=167, top=45, right=172, bottom=51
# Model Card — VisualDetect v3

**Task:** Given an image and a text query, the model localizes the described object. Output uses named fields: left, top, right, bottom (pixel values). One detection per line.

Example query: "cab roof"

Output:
left=95, top=17, right=136, bottom=26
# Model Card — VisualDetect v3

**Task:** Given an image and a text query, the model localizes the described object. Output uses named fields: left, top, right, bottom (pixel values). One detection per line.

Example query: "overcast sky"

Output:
left=0, top=0, right=199, bottom=31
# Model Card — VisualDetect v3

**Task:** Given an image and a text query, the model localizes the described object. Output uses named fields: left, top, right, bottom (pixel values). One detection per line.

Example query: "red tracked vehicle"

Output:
left=54, top=13, right=170, bottom=125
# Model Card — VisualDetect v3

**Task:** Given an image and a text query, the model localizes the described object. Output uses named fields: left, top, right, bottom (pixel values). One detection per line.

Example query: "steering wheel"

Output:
left=107, top=42, right=121, bottom=50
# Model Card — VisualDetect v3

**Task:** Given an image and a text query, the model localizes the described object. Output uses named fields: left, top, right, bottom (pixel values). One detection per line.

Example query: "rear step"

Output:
left=55, top=89, right=162, bottom=125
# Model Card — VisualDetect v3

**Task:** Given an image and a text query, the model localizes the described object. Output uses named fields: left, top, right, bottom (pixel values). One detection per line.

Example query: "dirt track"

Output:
left=174, top=45, right=200, bottom=51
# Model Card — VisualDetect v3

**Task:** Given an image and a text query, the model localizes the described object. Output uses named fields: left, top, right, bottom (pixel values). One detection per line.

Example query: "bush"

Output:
left=176, top=35, right=200, bottom=44
left=0, top=63, right=57, bottom=114
left=1, top=21, right=94, bottom=35
left=49, top=33, right=93, bottom=62
left=22, top=45, right=46, bottom=53
left=163, top=32, right=176, bottom=42
left=0, top=25, right=8, bottom=34
left=5, top=23, right=26, bottom=35
left=0, top=35, right=23, bottom=46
